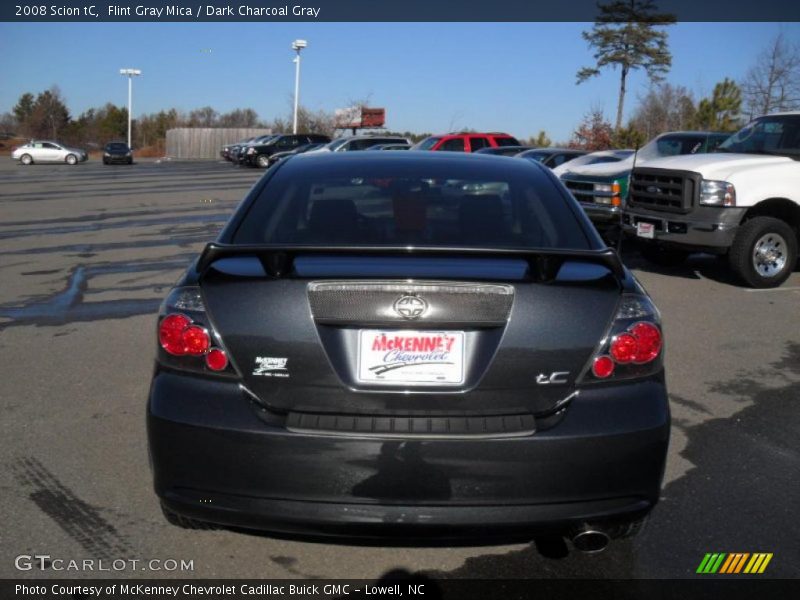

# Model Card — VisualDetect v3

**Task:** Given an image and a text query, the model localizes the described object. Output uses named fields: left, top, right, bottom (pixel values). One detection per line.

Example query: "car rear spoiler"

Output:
left=196, top=243, right=625, bottom=282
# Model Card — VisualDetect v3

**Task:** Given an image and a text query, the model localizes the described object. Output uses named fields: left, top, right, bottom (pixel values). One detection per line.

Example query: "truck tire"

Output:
left=639, top=244, right=689, bottom=267
left=729, top=217, right=797, bottom=288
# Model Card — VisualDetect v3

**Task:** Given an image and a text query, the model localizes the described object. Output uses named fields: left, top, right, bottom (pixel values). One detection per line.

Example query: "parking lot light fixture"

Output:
left=119, top=68, right=142, bottom=148
left=291, top=40, right=307, bottom=134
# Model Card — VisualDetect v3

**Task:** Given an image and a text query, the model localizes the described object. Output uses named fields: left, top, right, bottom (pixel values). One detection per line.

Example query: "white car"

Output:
left=12, top=140, right=88, bottom=165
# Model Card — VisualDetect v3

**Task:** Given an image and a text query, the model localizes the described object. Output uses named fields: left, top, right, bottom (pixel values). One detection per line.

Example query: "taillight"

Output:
left=580, top=293, right=663, bottom=383
left=159, top=314, right=191, bottom=355
left=156, top=286, right=235, bottom=375
left=182, top=325, right=211, bottom=356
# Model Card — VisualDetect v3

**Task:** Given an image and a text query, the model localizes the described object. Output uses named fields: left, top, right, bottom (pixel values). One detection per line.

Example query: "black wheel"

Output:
left=160, top=503, right=216, bottom=530
left=103, top=159, right=108, bottom=165
left=65, top=154, right=78, bottom=165
left=729, top=216, right=797, bottom=288
left=639, top=244, right=689, bottom=267
left=20, top=154, right=33, bottom=165
left=256, top=155, right=270, bottom=168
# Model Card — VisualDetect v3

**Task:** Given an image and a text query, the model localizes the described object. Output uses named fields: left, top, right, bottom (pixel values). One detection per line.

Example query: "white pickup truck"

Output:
left=623, top=112, right=800, bottom=287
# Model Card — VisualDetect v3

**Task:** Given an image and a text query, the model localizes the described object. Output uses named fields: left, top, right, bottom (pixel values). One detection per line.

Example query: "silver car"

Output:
left=12, top=140, right=88, bottom=165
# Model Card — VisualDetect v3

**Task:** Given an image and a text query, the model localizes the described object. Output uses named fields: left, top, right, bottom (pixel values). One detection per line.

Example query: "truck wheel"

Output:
left=161, top=503, right=216, bottom=530
left=639, top=245, right=689, bottom=267
left=729, top=217, right=797, bottom=288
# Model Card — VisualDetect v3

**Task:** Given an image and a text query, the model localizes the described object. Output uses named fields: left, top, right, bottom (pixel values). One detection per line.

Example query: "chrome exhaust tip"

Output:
left=571, top=526, right=610, bottom=553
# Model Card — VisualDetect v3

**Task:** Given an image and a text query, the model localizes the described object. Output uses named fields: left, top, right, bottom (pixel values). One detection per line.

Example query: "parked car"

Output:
left=234, top=135, right=277, bottom=165
left=148, top=152, right=669, bottom=551
left=551, top=149, right=635, bottom=177
left=518, top=148, right=587, bottom=168
left=103, top=141, right=133, bottom=165
left=366, top=143, right=412, bottom=151
left=624, top=112, right=800, bottom=287
left=263, top=142, right=328, bottom=168
left=12, top=140, right=88, bottom=165
left=243, top=134, right=332, bottom=168
left=413, top=132, right=521, bottom=152
left=561, top=131, right=730, bottom=235
left=308, top=135, right=411, bottom=153
left=221, top=137, right=256, bottom=162
left=474, top=146, right=531, bottom=157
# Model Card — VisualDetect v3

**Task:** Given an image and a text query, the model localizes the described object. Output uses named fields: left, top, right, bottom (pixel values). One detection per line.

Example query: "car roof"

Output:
left=286, top=147, right=550, bottom=174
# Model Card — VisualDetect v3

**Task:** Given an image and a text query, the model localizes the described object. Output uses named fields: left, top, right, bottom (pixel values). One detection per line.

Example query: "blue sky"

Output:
left=1, top=22, right=798, bottom=141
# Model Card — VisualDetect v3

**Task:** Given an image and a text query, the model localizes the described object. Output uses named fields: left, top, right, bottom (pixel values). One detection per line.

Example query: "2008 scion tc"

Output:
left=147, top=152, right=669, bottom=552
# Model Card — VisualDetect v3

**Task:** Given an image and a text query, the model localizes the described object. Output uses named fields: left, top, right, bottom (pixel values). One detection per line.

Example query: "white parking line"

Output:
left=744, top=286, right=800, bottom=293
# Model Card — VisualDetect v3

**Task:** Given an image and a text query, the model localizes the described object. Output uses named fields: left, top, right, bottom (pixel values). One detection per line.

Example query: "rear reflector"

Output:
left=159, top=314, right=192, bottom=355
left=205, top=348, right=228, bottom=371
left=592, top=355, right=615, bottom=378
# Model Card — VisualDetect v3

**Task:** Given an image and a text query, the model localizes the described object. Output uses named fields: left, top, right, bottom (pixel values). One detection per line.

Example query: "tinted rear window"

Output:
left=233, top=157, right=590, bottom=249
left=494, top=136, right=521, bottom=147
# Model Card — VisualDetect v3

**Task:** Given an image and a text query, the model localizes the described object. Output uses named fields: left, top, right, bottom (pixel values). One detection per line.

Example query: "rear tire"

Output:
left=639, top=244, right=689, bottom=267
left=160, top=503, right=216, bottom=530
left=729, top=217, right=797, bottom=288
left=257, top=155, right=270, bottom=168
left=65, top=154, right=78, bottom=165
left=20, top=154, right=32, bottom=165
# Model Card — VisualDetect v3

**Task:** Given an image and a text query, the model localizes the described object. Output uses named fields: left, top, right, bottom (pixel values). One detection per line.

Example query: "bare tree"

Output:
left=741, top=32, right=800, bottom=118
left=631, top=83, right=696, bottom=138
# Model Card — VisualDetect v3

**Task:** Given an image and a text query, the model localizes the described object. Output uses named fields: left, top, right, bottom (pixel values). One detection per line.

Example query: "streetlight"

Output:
left=119, top=68, right=141, bottom=148
left=291, top=40, right=307, bottom=134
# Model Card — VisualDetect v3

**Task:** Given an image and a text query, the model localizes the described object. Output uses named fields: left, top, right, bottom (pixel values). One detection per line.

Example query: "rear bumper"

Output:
left=148, top=371, right=670, bottom=539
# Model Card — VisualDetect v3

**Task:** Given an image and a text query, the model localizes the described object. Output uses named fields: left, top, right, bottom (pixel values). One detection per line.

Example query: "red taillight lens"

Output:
left=181, top=325, right=210, bottom=356
left=592, top=355, right=615, bottom=378
left=610, top=333, right=638, bottom=364
left=630, top=322, right=662, bottom=364
left=159, top=314, right=191, bottom=355
left=205, top=348, right=228, bottom=371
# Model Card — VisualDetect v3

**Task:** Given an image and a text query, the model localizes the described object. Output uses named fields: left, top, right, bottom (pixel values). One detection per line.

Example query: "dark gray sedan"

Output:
left=147, top=152, right=669, bottom=552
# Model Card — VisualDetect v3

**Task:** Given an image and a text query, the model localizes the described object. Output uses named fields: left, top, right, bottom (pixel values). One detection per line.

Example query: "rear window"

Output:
left=493, top=136, right=522, bottom=147
left=233, top=159, right=590, bottom=249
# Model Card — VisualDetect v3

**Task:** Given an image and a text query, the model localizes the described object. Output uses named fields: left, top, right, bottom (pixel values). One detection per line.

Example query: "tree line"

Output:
left=1, top=6, right=797, bottom=154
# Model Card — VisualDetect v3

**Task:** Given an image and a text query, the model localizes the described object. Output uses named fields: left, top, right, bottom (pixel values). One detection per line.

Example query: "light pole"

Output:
left=291, top=40, right=307, bottom=134
left=119, top=68, right=141, bottom=148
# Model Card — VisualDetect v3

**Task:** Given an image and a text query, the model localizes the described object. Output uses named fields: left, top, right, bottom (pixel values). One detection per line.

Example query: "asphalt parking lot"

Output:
left=0, top=158, right=798, bottom=580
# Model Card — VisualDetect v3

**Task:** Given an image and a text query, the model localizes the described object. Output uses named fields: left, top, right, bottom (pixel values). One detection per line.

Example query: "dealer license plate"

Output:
left=358, top=330, right=465, bottom=385
left=636, top=221, right=655, bottom=239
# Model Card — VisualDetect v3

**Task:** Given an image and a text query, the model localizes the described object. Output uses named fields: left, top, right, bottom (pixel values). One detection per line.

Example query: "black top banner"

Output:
left=3, top=0, right=800, bottom=22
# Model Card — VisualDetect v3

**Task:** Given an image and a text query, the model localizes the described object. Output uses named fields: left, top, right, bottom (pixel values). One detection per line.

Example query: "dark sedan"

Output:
left=244, top=133, right=332, bottom=168
left=262, top=142, right=328, bottom=169
left=148, top=152, right=669, bottom=551
left=518, top=147, right=587, bottom=169
left=102, top=142, right=133, bottom=165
